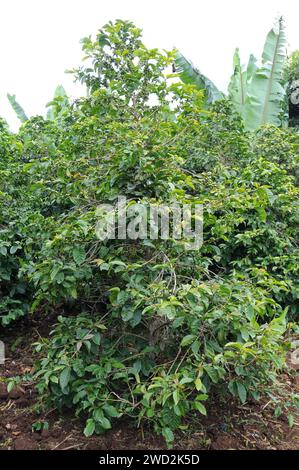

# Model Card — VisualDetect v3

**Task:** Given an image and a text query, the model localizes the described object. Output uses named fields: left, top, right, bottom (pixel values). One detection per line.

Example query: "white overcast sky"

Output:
left=1, top=0, right=298, bottom=130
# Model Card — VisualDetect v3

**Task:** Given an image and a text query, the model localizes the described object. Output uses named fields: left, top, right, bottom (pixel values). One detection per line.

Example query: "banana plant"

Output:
left=228, top=49, right=257, bottom=115
left=7, top=94, right=28, bottom=123
left=7, top=85, right=69, bottom=124
left=242, top=18, right=287, bottom=129
left=175, top=18, right=288, bottom=130
left=174, top=52, right=224, bottom=106
left=46, top=85, right=69, bottom=120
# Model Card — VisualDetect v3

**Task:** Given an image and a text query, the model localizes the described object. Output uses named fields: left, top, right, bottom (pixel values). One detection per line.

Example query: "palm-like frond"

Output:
left=243, top=17, right=287, bottom=130
left=46, top=85, right=69, bottom=120
left=174, top=51, right=223, bottom=105
left=246, top=54, right=258, bottom=83
left=7, top=94, right=28, bottom=123
left=228, top=48, right=247, bottom=113
left=228, top=50, right=258, bottom=116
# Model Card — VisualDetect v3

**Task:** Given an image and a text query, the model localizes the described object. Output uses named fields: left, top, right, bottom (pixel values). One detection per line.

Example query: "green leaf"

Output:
left=109, top=287, right=120, bottom=305
left=7, top=381, right=15, bottom=393
left=196, top=394, right=208, bottom=401
left=162, top=427, right=174, bottom=443
left=174, top=51, right=223, bottom=106
left=146, top=408, right=154, bottom=418
left=100, top=416, right=111, bottom=430
left=103, top=404, right=120, bottom=418
left=94, top=409, right=112, bottom=429
left=246, top=54, right=258, bottom=82
left=72, top=246, right=86, bottom=265
left=180, top=376, right=194, bottom=385
left=194, top=401, right=207, bottom=415
left=7, top=94, right=28, bottom=123
left=157, top=304, right=176, bottom=320
left=92, top=333, right=101, bottom=345
left=236, top=382, right=247, bottom=404
left=243, top=18, right=287, bottom=129
left=59, top=367, right=71, bottom=390
left=84, top=419, right=95, bottom=437
left=228, top=48, right=247, bottom=113
left=173, top=389, right=179, bottom=405
left=195, top=377, right=203, bottom=391
left=46, top=85, right=69, bottom=120
left=240, top=327, right=249, bottom=341
left=288, top=414, right=294, bottom=428
left=0, top=246, right=7, bottom=256
left=180, top=334, right=197, bottom=347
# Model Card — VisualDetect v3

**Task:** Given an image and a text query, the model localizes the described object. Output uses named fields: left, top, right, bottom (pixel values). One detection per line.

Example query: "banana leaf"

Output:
left=243, top=18, right=287, bottom=130
left=174, top=51, right=223, bottom=106
left=46, top=85, right=69, bottom=120
left=228, top=48, right=247, bottom=113
left=228, top=50, right=258, bottom=115
left=246, top=54, right=258, bottom=83
left=7, top=94, right=28, bottom=123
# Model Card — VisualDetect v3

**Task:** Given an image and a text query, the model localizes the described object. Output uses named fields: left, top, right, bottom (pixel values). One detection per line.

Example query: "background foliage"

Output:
left=175, top=18, right=289, bottom=130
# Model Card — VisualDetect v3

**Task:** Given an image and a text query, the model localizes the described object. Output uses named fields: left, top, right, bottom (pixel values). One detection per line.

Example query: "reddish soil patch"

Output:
left=1, top=316, right=299, bottom=450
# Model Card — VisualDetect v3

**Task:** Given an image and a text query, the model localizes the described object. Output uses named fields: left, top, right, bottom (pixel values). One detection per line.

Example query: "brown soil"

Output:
left=0, top=315, right=299, bottom=451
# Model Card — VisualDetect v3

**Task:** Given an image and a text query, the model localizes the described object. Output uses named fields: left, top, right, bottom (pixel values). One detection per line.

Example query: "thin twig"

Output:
left=51, top=433, right=73, bottom=450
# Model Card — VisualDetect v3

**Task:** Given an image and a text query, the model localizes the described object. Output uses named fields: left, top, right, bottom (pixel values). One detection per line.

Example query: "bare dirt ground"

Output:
left=1, top=315, right=299, bottom=451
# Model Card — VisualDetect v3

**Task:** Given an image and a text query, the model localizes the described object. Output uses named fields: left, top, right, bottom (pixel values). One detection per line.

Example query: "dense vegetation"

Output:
left=1, top=20, right=299, bottom=445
